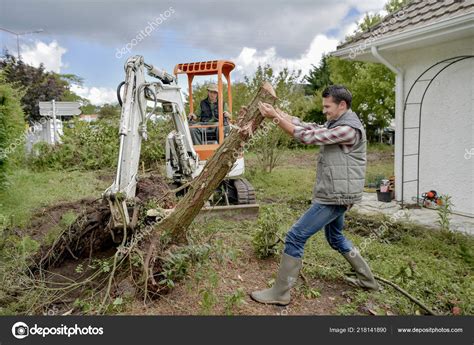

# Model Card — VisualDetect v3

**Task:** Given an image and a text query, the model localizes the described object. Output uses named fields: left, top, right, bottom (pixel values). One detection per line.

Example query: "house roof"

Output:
left=337, top=0, right=474, bottom=50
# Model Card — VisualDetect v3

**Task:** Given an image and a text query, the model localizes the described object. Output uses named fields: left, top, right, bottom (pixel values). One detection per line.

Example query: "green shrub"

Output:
left=28, top=117, right=173, bottom=171
left=141, top=118, right=174, bottom=170
left=28, top=119, right=117, bottom=170
left=252, top=206, right=285, bottom=259
left=0, top=79, right=26, bottom=187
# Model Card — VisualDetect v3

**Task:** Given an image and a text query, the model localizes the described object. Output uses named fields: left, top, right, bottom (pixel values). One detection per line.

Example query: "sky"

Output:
left=0, top=0, right=388, bottom=105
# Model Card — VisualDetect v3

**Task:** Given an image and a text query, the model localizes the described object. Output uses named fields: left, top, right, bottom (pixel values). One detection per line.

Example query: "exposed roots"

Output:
left=13, top=174, right=179, bottom=314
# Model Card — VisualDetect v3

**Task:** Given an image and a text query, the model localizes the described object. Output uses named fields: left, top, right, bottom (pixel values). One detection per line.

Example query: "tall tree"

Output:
left=328, top=57, right=395, bottom=142
left=305, top=54, right=332, bottom=93
left=98, top=103, right=120, bottom=120
left=304, top=0, right=404, bottom=141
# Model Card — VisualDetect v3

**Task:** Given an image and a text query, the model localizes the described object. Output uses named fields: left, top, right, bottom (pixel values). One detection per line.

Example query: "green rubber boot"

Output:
left=251, top=253, right=302, bottom=305
left=342, top=249, right=379, bottom=291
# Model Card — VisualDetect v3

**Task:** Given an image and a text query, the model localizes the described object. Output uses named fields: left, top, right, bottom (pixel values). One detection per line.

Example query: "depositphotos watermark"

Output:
left=464, top=148, right=474, bottom=159
left=11, top=321, right=104, bottom=339
left=350, top=209, right=410, bottom=257
left=229, top=117, right=281, bottom=161
left=0, top=116, right=49, bottom=161
left=115, top=6, right=175, bottom=59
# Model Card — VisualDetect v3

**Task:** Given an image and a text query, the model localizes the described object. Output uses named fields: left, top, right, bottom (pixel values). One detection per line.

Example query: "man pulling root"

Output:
left=251, top=85, right=379, bottom=306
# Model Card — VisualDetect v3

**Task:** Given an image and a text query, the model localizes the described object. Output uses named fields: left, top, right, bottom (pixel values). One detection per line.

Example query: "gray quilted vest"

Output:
left=313, top=110, right=366, bottom=205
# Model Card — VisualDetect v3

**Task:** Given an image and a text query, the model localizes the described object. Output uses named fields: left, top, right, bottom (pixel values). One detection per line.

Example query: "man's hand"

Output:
left=223, top=111, right=231, bottom=118
left=258, top=102, right=278, bottom=119
left=258, top=102, right=296, bottom=137
left=188, top=113, right=197, bottom=121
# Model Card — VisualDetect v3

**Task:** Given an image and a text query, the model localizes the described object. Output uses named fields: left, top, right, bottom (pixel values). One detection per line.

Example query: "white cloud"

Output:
left=19, top=40, right=116, bottom=106
left=21, top=40, right=67, bottom=73
left=2, top=0, right=391, bottom=59
left=344, top=22, right=360, bottom=38
left=70, top=84, right=117, bottom=106
left=233, top=34, right=339, bottom=79
left=348, top=0, right=387, bottom=12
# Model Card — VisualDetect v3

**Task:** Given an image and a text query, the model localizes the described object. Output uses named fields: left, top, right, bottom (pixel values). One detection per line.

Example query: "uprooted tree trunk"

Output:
left=144, top=82, right=277, bottom=281
left=154, top=81, right=277, bottom=243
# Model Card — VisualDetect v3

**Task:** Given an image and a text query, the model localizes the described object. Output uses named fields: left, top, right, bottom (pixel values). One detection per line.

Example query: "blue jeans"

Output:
left=284, top=202, right=353, bottom=258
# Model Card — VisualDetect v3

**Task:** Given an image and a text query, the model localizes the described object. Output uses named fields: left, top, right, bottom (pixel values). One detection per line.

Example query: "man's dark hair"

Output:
left=322, top=85, right=352, bottom=109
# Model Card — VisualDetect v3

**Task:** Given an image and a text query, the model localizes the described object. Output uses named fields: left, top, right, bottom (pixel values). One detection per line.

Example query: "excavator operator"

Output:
left=188, top=83, right=230, bottom=144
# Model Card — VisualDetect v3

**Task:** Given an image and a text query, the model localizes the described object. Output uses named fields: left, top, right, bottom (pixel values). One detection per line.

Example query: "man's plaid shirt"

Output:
left=292, top=117, right=360, bottom=153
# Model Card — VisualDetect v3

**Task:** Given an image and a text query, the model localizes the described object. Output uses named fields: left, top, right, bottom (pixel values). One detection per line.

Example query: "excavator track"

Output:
left=233, top=178, right=257, bottom=205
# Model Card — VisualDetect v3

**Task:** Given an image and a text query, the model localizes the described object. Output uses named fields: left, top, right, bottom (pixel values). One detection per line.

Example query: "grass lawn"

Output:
left=0, top=169, right=110, bottom=228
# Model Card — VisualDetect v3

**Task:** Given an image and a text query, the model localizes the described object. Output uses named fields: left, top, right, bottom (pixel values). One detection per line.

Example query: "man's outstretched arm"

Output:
left=258, top=102, right=296, bottom=136
left=258, top=102, right=357, bottom=146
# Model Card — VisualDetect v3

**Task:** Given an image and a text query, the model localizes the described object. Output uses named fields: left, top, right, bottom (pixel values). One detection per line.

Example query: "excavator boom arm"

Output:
left=104, top=55, right=198, bottom=228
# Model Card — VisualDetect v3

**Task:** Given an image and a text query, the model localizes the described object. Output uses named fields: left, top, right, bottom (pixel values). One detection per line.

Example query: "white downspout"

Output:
left=371, top=46, right=404, bottom=203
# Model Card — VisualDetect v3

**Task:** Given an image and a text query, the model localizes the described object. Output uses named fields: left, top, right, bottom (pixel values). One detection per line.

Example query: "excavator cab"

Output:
left=173, top=60, right=234, bottom=161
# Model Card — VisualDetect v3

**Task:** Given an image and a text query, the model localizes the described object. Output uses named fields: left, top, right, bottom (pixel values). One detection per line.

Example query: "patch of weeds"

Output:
left=103, top=296, right=132, bottom=314
left=198, top=269, right=219, bottom=315
left=17, top=236, right=40, bottom=259
left=73, top=298, right=95, bottom=314
left=159, top=244, right=211, bottom=289
left=457, top=242, right=474, bottom=269
left=252, top=206, right=285, bottom=259
left=224, top=288, right=247, bottom=315
left=436, top=194, right=453, bottom=231
left=336, top=291, right=370, bottom=315
left=42, top=210, right=79, bottom=246
left=60, top=210, right=79, bottom=227
left=300, top=285, right=321, bottom=300
left=345, top=211, right=425, bottom=242
left=0, top=234, right=51, bottom=315
left=89, top=258, right=112, bottom=273
left=43, top=225, right=63, bottom=246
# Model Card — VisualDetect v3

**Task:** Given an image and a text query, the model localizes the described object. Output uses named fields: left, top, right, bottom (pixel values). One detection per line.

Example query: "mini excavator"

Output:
left=103, top=56, right=258, bottom=228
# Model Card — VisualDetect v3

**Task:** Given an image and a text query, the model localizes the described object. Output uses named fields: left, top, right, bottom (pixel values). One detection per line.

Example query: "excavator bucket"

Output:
left=198, top=203, right=259, bottom=222
left=196, top=177, right=259, bottom=221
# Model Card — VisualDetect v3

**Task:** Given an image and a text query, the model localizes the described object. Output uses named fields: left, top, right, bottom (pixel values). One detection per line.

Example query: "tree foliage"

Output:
left=384, top=0, right=411, bottom=13
left=242, top=65, right=312, bottom=172
left=0, top=74, right=26, bottom=187
left=327, top=57, right=395, bottom=142
left=98, top=104, right=120, bottom=120
left=304, top=54, right=332, bottom=93
left=0, top=54, right=72, bottom=123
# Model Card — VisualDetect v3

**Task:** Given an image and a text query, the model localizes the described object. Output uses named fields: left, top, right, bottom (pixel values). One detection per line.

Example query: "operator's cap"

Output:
left=207, top=83, right=218, bottom=92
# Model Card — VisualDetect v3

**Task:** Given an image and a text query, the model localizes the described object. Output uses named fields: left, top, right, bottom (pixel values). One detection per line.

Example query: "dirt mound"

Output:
left=24, top=174, right=174, bottom=244
left=26, top=198, right=98, bottom=241
left=23, top=174, right=175, bottom=271
left=31, top=200, right=112, bottom=270
left=136, top=174, right=176, bottom=208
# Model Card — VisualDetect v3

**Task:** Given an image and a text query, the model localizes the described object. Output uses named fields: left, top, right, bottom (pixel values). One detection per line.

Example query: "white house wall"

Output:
left=390, top=36, right=474, bottom=216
